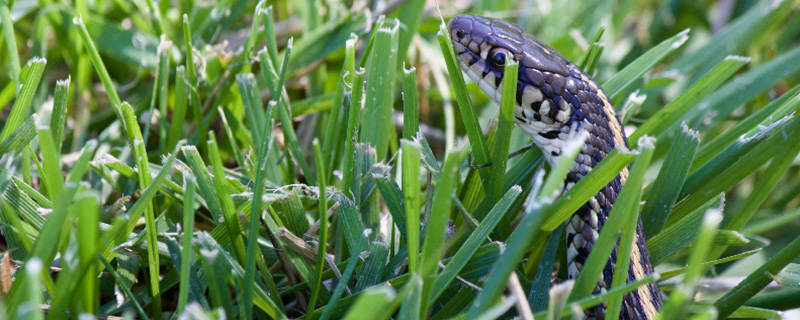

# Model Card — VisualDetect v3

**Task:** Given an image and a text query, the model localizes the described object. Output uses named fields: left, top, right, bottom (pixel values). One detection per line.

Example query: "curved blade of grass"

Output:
left=687, top=45, right=800, bottom=131
left=693, top=85, right=800, bottom=168
left=630, top=56, right=750, bottom=145
left=603, top=29, right=690, bottom=100
left=73, top=17, right=125, bottom=133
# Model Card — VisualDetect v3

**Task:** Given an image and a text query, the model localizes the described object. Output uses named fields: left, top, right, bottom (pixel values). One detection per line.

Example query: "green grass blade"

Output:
left=648, top=193, right=724, bottom=265
left=687, top=46, right=800, bottom=131
left=693, top=86, right=800, bottom=168
left=541, top=147, right=637, bottom=231
left=342, top=286, right=396, bottom=320
left=176, top=174, right=196, bottom=315
left=375, top=173, right=407, bottom=242
left=10, top=258, right=44, bottom=320
left=629, top=56, right=750, bottom=144
left=342, top=69, right=365, bottom=198
left=360, top=22, right=399, bottom=160
left=488, top=59, right=518, bottom=204
left=0, top=0, right=21, bottom=96
left=641, top=123, right=699, bottom=238
left=207, top=135, right=247, bottom=264
left=166, top=67, right=190, bottom=153
left=671, top=115, right=800, bottom=223
left=401, top=139, right=421, bottom=274
left=182, top=14, right=206, bottom=155
left=73, top=17, right=125, bottom=131
left=306, top=139, right=329, bottom=316
left=603, top=29, right=689, bottom=99
left=402, top=66, right=419, bottom=140
left=659, top=211, right=722, bottom=320
left=36, top=127, right=62, bottom=201
left=121, top=103, right=161, bottom=316
left=528, top=224, right=563, bottom=313
left=437, top=22, right=491, bottom=192
left=0, top=115, right=36, bottom=156
left=50, top=78, right=70, bottom=154
left=322, top=34, right=357, bottom=175
left=0, top=57, right=45, bottom=142
left=419, top=148, right=460, bottom=314
left=682, top=111, right=793, bottom=198
left=76, top=194, right=99, bottom=314
left=354, top=240, right=390, bottom=292
left=713, top=232, right=800, bottom=318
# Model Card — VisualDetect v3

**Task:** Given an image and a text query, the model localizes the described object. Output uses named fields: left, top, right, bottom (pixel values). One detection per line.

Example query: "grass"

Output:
left=1, top=0, right=800, bottom=319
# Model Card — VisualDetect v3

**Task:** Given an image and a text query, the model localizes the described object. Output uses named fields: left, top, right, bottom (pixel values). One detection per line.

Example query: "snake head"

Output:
left=448, top=15, right=596, bottom=129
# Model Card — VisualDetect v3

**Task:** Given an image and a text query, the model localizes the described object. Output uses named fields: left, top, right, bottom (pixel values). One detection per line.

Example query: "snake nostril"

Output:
left=455, top=30, right=465, bottom=40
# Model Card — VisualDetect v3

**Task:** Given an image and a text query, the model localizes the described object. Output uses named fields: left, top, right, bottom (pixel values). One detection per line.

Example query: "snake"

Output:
left=448, top=15, right=663, bottom=319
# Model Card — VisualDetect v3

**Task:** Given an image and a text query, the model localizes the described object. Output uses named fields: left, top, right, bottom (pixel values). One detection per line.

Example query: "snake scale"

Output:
left=448, top=15, right=663, bottom=319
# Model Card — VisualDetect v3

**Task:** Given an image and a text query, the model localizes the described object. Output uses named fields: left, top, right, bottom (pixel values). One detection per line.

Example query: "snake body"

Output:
left=448, top=15, right=663, bottom=319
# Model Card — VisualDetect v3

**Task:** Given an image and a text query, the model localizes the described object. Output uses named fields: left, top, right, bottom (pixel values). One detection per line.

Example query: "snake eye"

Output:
left=488, top=47, right=513, bottom=69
